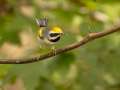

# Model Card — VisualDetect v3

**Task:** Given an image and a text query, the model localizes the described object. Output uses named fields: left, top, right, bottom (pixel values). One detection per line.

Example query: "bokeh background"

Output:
left=0, top=0, right=120, bottom=90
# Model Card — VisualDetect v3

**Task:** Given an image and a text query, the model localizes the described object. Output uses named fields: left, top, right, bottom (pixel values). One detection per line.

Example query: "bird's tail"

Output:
left=35, top=17, right=48, bottom=27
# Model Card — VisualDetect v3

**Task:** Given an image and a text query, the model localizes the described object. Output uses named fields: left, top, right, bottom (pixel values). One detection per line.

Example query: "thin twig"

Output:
left=0, top=23, right=120, bottom=64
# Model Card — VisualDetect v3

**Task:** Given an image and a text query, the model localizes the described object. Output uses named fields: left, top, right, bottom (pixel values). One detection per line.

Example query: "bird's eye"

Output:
left=49, top=33, right=59, bottom=37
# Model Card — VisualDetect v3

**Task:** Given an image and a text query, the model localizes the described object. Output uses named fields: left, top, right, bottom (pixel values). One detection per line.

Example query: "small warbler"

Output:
left=35, top=18, right=63, bottom=53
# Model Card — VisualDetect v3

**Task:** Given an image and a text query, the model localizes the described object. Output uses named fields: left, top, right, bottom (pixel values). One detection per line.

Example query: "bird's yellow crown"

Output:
left=51, top=26, right=63, bottom=33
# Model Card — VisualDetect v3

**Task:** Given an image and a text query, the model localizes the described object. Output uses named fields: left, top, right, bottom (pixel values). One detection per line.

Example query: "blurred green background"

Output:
left=0, top=0, right=120, bottom=90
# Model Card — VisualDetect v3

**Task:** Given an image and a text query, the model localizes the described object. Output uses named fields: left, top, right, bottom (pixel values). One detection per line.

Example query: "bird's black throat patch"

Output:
left=48, top=36, right=60, bottom=42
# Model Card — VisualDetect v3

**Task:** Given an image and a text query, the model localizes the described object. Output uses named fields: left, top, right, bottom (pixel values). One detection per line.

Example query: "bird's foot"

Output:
left=51, top=46, right=56, bottom=56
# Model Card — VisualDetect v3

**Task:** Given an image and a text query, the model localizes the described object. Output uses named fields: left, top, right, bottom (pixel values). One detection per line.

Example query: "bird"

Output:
left=35, top=18, right=63, bottom=54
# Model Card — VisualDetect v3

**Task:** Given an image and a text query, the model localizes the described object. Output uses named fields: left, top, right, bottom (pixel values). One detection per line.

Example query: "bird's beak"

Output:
left=60, top=32, right=64, bottom=35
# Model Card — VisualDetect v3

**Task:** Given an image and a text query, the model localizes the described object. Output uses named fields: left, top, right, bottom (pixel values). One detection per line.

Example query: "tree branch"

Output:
left=0, top=23, right=120, bottom=64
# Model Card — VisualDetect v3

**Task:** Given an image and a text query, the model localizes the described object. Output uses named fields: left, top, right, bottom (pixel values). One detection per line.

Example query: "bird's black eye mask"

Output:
left=49, top=33, right=59, bottom=37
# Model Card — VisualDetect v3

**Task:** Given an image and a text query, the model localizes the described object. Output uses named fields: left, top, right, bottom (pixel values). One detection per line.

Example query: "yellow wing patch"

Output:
left=38, top=28, right=43, bottom=39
